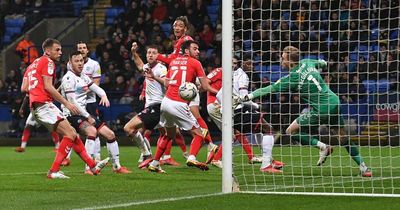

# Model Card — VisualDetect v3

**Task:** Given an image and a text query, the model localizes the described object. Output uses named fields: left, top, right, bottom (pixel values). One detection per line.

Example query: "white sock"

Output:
left=21, top=142, right=27, bottom=148
left=94, top=137, right=101, bottom=162
left=66, top=149, right=73, bottom=159
left=143, top=136, right=152, bottom=155
left=359, top=162, right=368, bottom=172
left=161, top=155, right=171, bottom=160
left=187, top=155, right=196, bottom=161
left=54, top=142, right=60, bottom=149
left=150, top=160, right=160, bottom=167
left=261, top=135, right=274, bottom=168
left=317, top=141, right=327, bottom=150
left=107, top=140, right=121, bottom=169
left=84, top=138, right=95, bottom=156
left=133, top=132, right=151, bottom=156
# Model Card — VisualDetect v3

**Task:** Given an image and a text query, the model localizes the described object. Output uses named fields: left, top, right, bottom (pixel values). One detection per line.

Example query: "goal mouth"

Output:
left=223, top=0, right=400, bottom=196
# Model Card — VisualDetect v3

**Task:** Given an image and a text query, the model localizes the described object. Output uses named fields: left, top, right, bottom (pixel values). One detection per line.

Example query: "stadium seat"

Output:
left=282, top=12, right=290, bottom=20
left=207, top=5, right=219, bottom=15
left=243, top=40, right=252, bottom=50
left=270, top=65, right=281, bottom=72
left=161, top=23, right=171, bottom=36
left=362, top=80, right=377, bottom=93
left=209, top=14, right=218, bottom=26
left=4, top=18, right=25, bottom=27
left=377, top=79, right=390, bottom=93
left=349, top=53, right=359, bottom=61
left=357, top=45, right=368, bottom=52
left=370, top=44, right=379, bottom=52
left=390, top=29, right=399, bottom=40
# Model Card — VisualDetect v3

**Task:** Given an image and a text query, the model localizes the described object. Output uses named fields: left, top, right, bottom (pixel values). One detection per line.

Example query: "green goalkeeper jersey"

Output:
left=251, top=59, right=340, bottom=113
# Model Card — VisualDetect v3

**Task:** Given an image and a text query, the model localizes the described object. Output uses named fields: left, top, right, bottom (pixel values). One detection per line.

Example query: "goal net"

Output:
left=227, top=0, right=400, bottom=196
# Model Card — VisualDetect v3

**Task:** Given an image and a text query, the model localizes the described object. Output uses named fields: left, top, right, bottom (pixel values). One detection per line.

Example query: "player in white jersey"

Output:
left=62, top=42, right=102, bottom=166
left=124, top=43, right=166, bottom=168
left=61, top=51, right=131, bottom=174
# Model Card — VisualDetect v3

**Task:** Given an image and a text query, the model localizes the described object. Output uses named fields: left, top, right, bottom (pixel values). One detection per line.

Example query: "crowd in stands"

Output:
left=0, top=0, right=400, bottom=133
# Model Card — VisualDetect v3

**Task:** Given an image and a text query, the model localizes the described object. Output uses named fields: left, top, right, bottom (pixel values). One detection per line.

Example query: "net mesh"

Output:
left=232, top=0, right=400, bottom=195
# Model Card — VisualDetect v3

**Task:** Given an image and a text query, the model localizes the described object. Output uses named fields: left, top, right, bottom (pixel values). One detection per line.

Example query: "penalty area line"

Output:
left=74, top=192, right=225, bottom=210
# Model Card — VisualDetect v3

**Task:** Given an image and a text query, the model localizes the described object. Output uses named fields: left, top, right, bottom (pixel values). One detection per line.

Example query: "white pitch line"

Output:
left=74, top=192, right=225, bottom=210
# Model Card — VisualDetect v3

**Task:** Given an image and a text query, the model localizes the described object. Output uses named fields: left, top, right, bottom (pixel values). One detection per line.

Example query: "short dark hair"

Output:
left=175, top=16, right=189, bottom=27
left=42, top=38, right=61, bottom=51
left=69, top=51, right=83, bottom=60
left=146, top=45, right=160, bottom=52
left=76, top=41, right=88, bottom=49
left=180, top=40, right=199, bottom=54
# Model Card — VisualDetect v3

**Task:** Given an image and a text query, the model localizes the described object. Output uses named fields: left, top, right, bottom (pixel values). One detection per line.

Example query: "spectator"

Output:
left=152, top=0, right=167, bottom=23
left=0, top=79, right=7, bottom=104
left=15, top=34, right=39, bottom=64
left=111, top=75, right=126, bottom=103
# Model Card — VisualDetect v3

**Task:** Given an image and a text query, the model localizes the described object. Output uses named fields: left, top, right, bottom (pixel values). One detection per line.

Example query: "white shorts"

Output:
left=25, top=112, right=40, bottom=127
left=189, top=92, right=200, bottom=107
left=207, top=102, right=222, bottom=130
left=160, top=97, right=199, bottom=131
left=32, top=102, right=65, bottom=131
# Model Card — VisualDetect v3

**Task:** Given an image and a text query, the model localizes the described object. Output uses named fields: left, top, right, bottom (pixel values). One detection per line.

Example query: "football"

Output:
left=179, top=82, right=198, bottom=101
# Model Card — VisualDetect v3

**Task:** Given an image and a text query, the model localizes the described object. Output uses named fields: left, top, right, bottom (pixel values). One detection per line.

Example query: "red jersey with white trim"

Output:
left=157, top=35, right=193, bottom=65
left=165, top=55, right=205, bottom=103
left=25, top=55, right=56, bottom=106
left=206, top=67, right=222, bottom=105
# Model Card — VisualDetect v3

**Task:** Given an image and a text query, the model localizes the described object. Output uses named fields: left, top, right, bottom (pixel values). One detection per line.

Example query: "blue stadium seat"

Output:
left=207, top=5, right=219, bottom=15
left=206, top=48, right=214, bottom=57
left=349, top=53, right=359, bottom=61
left=362, top=80, right=377, bottom=93
left=282, top=12, right=290, bottom=20
left=2, top=35, right=11, bottom=44
left=5, top=18, right=25, bottom=27
left=160, top=23, right=171, bottom=36
left=270, top=65, right=281, bottom=72
left=209, top=14, right=218, bottom=26
left=243, top=39, right=252, bottom=50
left=357, top=45, right=368, bottom=52
left=390, top=29, right=399, bottom=40
left=370, top=44, right=379, bottom=52
left=377, top=79, right=390, bottom=93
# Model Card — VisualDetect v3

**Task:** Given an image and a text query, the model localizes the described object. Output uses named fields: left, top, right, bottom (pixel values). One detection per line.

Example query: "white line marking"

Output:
left=74, top=192, right=225, bottom=210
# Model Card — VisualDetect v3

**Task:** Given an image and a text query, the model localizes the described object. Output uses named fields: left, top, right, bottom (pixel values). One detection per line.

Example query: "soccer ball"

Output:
left=179, top=82, right=198, bottom=101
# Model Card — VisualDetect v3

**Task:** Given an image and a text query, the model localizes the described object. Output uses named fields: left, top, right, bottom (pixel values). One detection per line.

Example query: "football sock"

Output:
left=21, top=127, right=31, bottom=147
left=72, top=136, right=96, bottom=168
left=154, top=135, right=170, bottom=161
left=66, top=149, right=73, bottom=159
left=189, top=134, right=204, bottom=157
left=175, top=132, right=187, bottom=152
left=213, top=145, right=223, bottom=161
left=132, top=132, right=151, bottom=156
left=50, top=136, right=74, bottom=172
left=143, top=133, right=152, bottom=155
left=51, top=131, right=60, bottom=147
left=292, top=132, right=324, bottom=148
left=106, top=139, right=121, bottom=169
left=342, top=138, right=363, bottom=165
left=164, top=139, right=173, bottom=156
left=235, top=133, right=254, bottom=160
left=197, top=117, right=212, bottom=144
left=84, top=136, right=96, bottom=170
left=261, top=135, right=274, bottom=168
left=93, top=137, right=101, bottom=162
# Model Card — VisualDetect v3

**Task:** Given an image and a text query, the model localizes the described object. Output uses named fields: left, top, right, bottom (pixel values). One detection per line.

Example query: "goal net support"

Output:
left=222, top=0, right=400, bottom=197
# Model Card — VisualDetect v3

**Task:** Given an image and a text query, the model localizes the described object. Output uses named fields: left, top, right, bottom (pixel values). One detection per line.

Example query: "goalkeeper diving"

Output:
left=241, top=46, right=372, bottom=177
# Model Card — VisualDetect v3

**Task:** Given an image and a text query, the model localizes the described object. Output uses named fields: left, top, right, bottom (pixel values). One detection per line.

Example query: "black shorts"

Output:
left=67, top=115, right=104, bottom=131
left=233, top=106, right=263, bottom=134
left=86, top=102, right=99, bottom=118
left=137, top=103, right=161, bottom=130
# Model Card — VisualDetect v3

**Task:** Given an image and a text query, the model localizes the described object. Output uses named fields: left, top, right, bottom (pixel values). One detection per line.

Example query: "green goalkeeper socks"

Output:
left=292, top=132, right=319, bottom=146
left=342, top=138, right=363, bottom=165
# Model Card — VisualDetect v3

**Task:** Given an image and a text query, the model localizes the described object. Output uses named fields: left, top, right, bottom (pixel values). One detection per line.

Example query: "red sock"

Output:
left=175, top=132, right=187, bottom=152
left=196, top=117, right=212, bottom=143
left=154, top=135, right=170, bottom=161
left=164, top=140, right=173, bottom=156
left=21, top=127, right=31, bottom=143
left=72, top=136, right=96, bottom=168
left=213, top=145, right=223, bottom=161
left=51, top=131, right=59, bottom=145
left=144, top=130, right=152, bottom=141
left=189, top=134, right=204, bottom=156
left=235, top=133, right=253, bottom=160
left=50, top=136, right=74, bottom=172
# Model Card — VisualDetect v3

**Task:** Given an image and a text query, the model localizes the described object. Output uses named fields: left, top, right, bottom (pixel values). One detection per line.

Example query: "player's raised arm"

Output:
left=131, top=42, right=145, bottom=71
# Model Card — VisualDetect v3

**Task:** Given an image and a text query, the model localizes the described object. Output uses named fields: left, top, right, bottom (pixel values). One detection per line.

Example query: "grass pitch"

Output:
left=0, top=146, right=399, bottom=209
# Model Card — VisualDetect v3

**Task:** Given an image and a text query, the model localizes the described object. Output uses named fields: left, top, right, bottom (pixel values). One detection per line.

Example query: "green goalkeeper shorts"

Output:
left=296, top=105, right=345, bottom=133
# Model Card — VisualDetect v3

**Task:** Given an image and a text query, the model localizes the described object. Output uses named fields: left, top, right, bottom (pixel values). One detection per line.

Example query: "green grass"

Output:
left=0, top=146, right=400, bottom=210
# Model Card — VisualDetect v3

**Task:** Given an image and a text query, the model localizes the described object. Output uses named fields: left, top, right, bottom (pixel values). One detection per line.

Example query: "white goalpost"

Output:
left=222, top=0, right=400, bottom=197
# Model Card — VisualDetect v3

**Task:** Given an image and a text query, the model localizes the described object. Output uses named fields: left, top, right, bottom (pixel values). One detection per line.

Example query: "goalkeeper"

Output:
left=242, top=46, right=372, bottom=177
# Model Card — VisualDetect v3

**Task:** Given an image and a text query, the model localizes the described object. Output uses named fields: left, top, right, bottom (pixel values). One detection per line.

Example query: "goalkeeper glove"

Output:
left=240, top=94, right=253, bottom=102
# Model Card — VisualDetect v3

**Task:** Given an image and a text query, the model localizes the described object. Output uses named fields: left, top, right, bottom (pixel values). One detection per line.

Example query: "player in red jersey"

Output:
left=205, top=66, right=267, bottom=168
left=148, top=40, right=218, bottom=173
left=21, top=38, right=109, bottom=179
left=157, top=16, right=218, bottom=163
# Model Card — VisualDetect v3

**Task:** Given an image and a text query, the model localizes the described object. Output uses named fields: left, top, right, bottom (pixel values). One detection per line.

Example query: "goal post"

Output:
left=223, top=0, right=400, bottom=197
left=221, top=0, right=233, bottom=194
